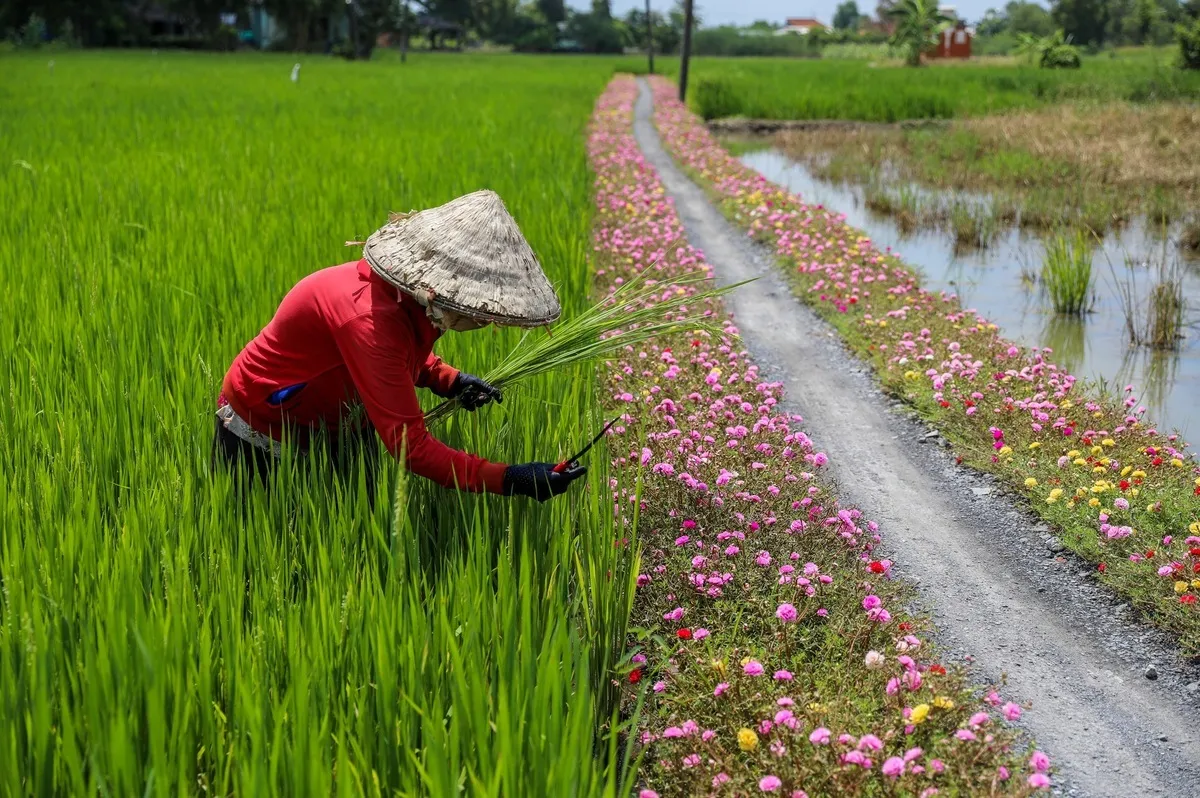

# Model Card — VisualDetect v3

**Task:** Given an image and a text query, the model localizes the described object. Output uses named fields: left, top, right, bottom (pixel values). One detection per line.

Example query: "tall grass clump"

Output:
left=1107, top=245, right=1189, bottom=350
left=0, top=50, right=645, bottom=795
left=1041, top=228, right=1094, bottom=314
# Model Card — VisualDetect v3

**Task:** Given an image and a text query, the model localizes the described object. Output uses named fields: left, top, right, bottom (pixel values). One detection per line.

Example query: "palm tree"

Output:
left=886, top=0, right=950, bottom=66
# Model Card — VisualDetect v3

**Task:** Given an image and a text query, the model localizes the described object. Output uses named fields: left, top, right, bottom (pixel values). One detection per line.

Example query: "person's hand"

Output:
left=503, top=462, right=587, bottom=501
left=452, top=373, right=502, bottom=411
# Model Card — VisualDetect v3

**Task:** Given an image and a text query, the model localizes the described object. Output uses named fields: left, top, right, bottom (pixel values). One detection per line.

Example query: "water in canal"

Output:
left=734, top=145, right=1200, bottom=444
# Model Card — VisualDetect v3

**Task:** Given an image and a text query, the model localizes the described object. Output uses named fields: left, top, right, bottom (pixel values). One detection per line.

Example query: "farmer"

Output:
left=213, top=190, right=587, bottom=502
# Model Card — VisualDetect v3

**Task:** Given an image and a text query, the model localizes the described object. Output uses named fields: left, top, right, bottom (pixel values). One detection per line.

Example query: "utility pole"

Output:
left=645, top=0, right=654, bottom=73
left=678, top=0, right=694, bottom=103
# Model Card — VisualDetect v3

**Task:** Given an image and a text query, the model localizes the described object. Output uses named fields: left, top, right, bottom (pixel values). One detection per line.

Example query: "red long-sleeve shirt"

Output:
left=220, top=259, right=507, bottom=494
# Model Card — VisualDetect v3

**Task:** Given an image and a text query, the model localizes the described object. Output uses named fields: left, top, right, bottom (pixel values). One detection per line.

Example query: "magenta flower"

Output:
left=1028, top=773, right=1051, bottom=789
left=713, top=682, right=729, bottom=697
left=759, top=775, right=782, bottom=792
left=776, top=603, right=798, bottom=622
left=881, top=757, right=905, bottom=778
left=743, top=660, right=765, bottom=676
left=1001, top=702, right=1022, bottom=721
left=773, top=669, right=793, bottom=681
left=809, top=727, right=831, bottom=745
left=1029, top=750, right=1050, bottom=772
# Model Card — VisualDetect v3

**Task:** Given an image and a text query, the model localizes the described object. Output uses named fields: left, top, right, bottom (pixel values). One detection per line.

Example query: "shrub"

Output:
left=1178, top=18, right=1200, bottom=69
left=1041, top=42, right=1082, bottom=67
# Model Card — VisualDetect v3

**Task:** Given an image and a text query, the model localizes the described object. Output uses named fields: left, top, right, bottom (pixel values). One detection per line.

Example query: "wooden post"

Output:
left=678, top=0, right=694, bottom=103
left=645, top=0, right=654, bottom=74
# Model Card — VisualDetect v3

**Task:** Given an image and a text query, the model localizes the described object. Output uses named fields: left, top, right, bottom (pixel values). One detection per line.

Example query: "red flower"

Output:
left=929, top=663, right=946, bottom=675
left=1097, top=562, right=1107, bottom=573
left=1180, top=595, right=1197, bottom=606
left=1152, top=457, right=1163, bottom=467
left=1081, top=437, right=1093, bottom=446
left=898, top=622, right=913, bottom=632
left=1145, top=550, right=1156, bottom=558
left=677, top=628, right=692, bottom=640
left=940, top=400, right=952, bottom=409
left=868, top=561, right=886, bottom=574
left=629, top=669, right=642, bottom=684
left=1190, top=548, right=1200, bottom=557
left=1193, top=563, right=1200, bottom=574
left=690, top=339, right=700, bottom=348
left=1119, top=480, right=1131, bottom=491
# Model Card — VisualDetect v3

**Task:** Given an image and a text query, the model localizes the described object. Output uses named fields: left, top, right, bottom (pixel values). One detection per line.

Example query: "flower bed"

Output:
left=645, top=76, right=1200, bottom=658
left=590, top=77, right=1050, bottom=796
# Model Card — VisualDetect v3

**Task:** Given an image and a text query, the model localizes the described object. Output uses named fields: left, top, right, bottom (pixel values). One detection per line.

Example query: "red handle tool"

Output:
left=553, top=415, right=622, bottom=473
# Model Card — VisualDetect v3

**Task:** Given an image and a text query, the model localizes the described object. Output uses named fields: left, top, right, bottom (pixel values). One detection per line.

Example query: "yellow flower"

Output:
left=1195, top=478, right=1200, bottom=488
left=904, top=370, right=919, bottom=381
left=737, top=728, right=759, bottom=751
left=878, top=320, right=888, bottom=328
left=1061, top=400, right=1073, bottom=409
left=1131, top=488, right=1140, bottom=497
left=1102, top=439, right=1115, bottom=447
left=807, top=702, right=826, bottom=714
left=1170, top=458, right=1183, bottom=468
left=1078, top=487, right=1090, bottom=497
left=1133, top=470, right=1147, bottom=479
left=1190, top=521, right=1200, bottom=535
left=998, top=445, right=1012, bottom=456
left=1029, top=442, right=1042, bottom=450
left=1073, top=458, right=1088, bottom=467
left=712, top=659, right=727, bottom=676
left=1146, top=503, right=1157, bottom=512
left=909, top=704, right=931, bottom=724
left=1092, top=467, right=1106, bottom=475
left=933, top=696, right=955, bottom=710
left=1024, top=478, right=1038, bottom=489
left=1174, top=581, right=1189, bottom=594
left=1047, top=489, right=1064, bottom=504
left=1068, top=450, right=1081, bottom=458
left=1121, top=466, right=1133, bottom=477
left=1088, top=498, right=1101, bottom=507
left=1090, top=446, right=1103, bottom=456
left=1192, top=580, right=1200, bottom=590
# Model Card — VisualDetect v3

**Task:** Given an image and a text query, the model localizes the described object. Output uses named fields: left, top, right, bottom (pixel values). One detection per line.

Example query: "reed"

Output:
left=1041, top=228, right=1095, bottom=315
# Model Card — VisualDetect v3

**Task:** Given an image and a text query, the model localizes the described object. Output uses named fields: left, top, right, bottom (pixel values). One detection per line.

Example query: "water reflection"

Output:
left=736, top=146, right=1199, bottom=444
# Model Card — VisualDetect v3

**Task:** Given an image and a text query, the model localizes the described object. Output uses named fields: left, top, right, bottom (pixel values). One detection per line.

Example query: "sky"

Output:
left=566, top=0, right=1016, bottom=27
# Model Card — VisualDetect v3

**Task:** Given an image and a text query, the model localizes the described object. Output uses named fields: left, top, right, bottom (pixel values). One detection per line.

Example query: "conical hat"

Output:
left=363, top=190, right=560, bottom=327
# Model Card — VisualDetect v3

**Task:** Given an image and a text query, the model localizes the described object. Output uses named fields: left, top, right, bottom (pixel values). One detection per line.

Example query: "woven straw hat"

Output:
left=363, top=190, right=560, bottom=327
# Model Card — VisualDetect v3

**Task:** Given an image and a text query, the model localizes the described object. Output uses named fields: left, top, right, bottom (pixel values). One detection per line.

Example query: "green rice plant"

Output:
left=1041, top=228, right=1095, bottom=314
left=426, top=272, right=740, bottom=425
left=0, top=51, right=643, bottom=795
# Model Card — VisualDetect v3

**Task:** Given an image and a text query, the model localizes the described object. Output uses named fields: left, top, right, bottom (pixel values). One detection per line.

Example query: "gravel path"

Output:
left=634, top=78, right=1200, bottom=798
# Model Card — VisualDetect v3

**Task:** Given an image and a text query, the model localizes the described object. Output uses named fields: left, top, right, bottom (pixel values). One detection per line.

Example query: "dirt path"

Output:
left=634, top=79, right=1200, bottom=798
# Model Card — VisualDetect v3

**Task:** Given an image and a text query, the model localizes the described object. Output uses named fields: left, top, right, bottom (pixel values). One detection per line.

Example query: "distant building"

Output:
left=775, top=17, right=827, bottom=35
left=929, top=20, right=973, bottom=59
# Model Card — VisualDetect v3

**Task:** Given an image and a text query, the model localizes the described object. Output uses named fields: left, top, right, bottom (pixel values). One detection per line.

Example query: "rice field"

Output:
left=654, top=52, right=1200, bottom=121
left=0, top=51, right=639, bottom=794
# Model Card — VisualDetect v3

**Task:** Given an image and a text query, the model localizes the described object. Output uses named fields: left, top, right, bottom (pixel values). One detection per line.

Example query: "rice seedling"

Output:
left=1041, top=228, right=1095, bottom=315
left=0, top=51, right=642, bottom=795
left=426, top=272, right=741, bottom=425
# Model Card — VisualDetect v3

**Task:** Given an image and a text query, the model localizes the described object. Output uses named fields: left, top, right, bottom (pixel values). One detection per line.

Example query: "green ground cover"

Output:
left=650, top=51, right=1200, bottom=121
left=0, top=51, right=640, bottom=794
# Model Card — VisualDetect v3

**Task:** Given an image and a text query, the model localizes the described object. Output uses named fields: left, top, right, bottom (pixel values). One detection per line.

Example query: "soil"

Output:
left=635, top=78, right=1200, bottom=798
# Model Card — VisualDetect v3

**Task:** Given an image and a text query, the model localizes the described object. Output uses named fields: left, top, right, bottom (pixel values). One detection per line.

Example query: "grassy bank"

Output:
left=592, top=77, right=1053, bottom=795
left=772, top=102, right=1200, bottom=238
left=647, top=76, right=1200, bottom=658
left=649, top=52, right=1200, bottom=122
left=0, top=51, right=640, bottom=793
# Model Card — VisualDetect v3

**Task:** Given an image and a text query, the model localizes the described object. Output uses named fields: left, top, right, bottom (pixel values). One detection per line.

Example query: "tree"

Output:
left=887, top=0, right=950, bottom=65
left=1006, top=0, right=1055, bottom=35
left=537, top=0, right=565, bottom=24
left=833, top=0, right=861, bottom=29
left=1051, top=0, right=1109, bottom=46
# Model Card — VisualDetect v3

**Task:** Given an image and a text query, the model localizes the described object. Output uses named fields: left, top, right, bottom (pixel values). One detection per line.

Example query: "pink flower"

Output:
left=653, top=681, right=666, bottom=693
left=1001, top=702, right=1022, bottom=721
left=969, top=712, right=989, bottom=727
left=662, top=726, right=684, bottom=738
left=759, top=775, right=782, bottom=792
left=1028, top=773, right=1051, bottom=789
left=1029, top=751, right=1050, bottom=772
left=682, top=753, right=701, bottom=768
left=881, top=757, right=905, bottom=778
left=743, top=660, right=765, bottom=676
left=773, top=669, right=793, bottom=681
left=776, top=603, right=798, bottom=622
left=809, top=727, right=831, bottom=745
left=714, top=682, right=729, bottom=697
left=857, top=734, right=882, bottom=752
left=639, top=791, right=658, bottom=798
left=693, top=628, right=710, bottom=640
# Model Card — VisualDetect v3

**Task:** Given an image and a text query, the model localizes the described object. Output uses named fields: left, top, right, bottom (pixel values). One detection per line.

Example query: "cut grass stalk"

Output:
left=425, top=272, right=743, bottom=425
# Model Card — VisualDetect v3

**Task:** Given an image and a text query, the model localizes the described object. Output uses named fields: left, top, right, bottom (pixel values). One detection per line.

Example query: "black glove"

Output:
left=451, top=373, right=502, bottom=411
left=503, top=462, right=587, bottom=502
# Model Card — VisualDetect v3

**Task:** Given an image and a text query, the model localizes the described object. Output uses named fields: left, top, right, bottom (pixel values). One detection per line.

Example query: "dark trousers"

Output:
left=211, top=418, right=381, bottom=502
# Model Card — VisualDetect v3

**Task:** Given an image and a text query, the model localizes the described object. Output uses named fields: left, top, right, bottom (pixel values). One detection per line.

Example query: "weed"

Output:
left=1041, top=228, right=1095, bottom=314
